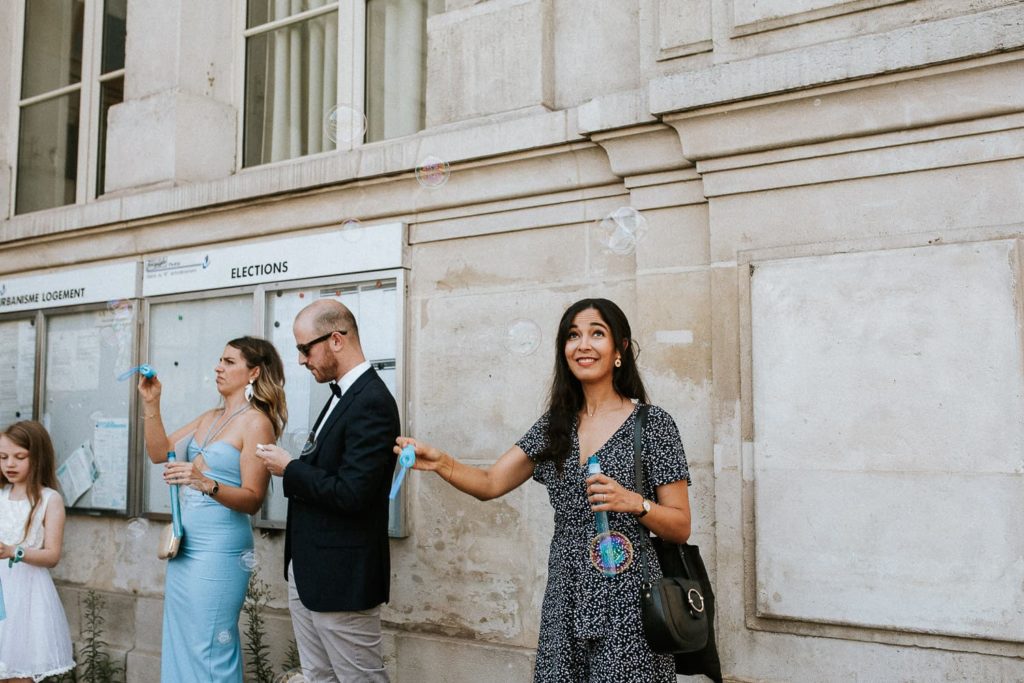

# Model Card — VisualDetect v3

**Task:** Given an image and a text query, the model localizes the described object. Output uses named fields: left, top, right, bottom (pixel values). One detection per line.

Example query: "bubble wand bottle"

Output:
left=389, top=445, right=415, bottom=500
left=587, top=455, right=634, bottom=577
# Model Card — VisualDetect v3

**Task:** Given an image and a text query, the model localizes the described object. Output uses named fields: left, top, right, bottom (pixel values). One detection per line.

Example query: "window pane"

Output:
left=247, top=0, right=333, bottom=29
left=244, top=11, right=338, bottom=167
left=365, top=0, right=428, bottom=142
left=0, top=319, right=37, bottom=425
left=96, top=76, right=123, bottom=196
left=143, top=296, right=253, bottom=514
left=16, top=93, right=80, bottom=214
left=21, top=0, right=85, bottom=99
left=262, top=280, right=399, bottom=526
left=102, top=0, right=128, bottom=74
left=45, top=307, right=135, bottom=513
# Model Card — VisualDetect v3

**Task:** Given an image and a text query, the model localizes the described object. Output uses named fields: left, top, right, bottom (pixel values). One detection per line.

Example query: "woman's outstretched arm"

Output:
left=395, top=437, right=535, bottom=501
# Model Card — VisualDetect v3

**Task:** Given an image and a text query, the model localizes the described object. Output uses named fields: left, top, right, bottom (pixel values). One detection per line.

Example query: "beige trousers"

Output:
left=287, top=562, right=388, bottom=683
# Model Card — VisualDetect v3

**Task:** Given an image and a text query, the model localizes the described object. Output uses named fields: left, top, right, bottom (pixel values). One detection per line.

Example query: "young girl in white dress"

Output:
left=0, top=421, right=75, bottom=682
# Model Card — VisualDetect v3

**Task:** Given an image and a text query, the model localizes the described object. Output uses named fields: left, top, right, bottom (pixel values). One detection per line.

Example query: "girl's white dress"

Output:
left=0, top=485, right=75, bottom=681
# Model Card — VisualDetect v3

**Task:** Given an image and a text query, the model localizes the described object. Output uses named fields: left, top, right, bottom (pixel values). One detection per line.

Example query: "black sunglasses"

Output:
left=296, top=329, right=346, bottom=356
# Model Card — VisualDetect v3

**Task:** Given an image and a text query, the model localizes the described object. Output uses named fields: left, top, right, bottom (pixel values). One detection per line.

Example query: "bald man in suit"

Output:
left=259, top=299, right=399, bottom=682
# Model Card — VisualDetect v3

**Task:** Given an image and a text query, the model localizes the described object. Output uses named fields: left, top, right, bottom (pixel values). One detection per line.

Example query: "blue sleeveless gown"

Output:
left=162, top=439, right=252, bottom=682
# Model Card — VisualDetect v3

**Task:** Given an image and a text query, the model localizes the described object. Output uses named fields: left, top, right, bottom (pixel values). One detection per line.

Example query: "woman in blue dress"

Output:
left=138, top=336, right=287, bottom=682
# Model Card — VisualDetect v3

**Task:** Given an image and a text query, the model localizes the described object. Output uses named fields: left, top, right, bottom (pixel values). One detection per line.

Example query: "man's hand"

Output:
left=255, top=443, right=294, bottom=477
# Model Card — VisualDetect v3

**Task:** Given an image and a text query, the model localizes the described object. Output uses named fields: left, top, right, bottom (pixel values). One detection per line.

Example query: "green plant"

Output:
left=281, top=639, right=301, bottom=673
left=45, top=589, right=124, bottom=683
left=80, top=589, right=124, bottom=683
left=243, top=569, right=275, bottom=683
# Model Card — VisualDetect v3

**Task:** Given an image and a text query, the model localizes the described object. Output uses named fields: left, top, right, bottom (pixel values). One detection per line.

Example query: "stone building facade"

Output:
left=1, top=1, right=1023, bottom=681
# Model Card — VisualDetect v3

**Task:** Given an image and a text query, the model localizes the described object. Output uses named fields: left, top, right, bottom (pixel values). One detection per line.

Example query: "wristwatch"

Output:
left=8, top=544, right=25, bottom=567
left=206, top=480, right=220, bottom=497
left=636, top=499, right=652, bottom=518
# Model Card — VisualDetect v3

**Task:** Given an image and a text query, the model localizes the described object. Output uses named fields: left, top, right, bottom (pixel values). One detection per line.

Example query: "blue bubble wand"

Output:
left=587, top=455, right=634, bottom=577
left=117, top=363, right=157, bottom=381
left=167, top=451, right=184, bottom=540
left=389, top=445, right=416, bottom=500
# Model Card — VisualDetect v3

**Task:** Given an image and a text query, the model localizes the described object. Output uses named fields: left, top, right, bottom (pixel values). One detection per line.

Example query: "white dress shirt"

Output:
left=314, top=360, right=371, bottom=439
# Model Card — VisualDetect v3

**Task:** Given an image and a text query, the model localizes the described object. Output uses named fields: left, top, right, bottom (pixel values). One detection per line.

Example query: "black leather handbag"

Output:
left=633, top=405, right=723, bottom=682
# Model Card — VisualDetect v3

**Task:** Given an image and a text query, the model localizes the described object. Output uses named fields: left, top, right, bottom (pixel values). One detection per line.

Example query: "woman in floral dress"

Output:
left=396, top=298, right=692, bottom=682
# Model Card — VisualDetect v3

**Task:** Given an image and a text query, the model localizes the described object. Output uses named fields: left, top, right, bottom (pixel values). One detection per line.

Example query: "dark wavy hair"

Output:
left=535, top=298, right=648, bottom=473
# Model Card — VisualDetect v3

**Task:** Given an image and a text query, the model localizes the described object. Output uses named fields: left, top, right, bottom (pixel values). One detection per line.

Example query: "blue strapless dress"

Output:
left=161, top=439, right=252, bottom=682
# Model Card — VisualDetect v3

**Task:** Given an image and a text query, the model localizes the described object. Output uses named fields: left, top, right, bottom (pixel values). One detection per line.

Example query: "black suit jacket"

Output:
left=282, top=367, right=400, bottom=612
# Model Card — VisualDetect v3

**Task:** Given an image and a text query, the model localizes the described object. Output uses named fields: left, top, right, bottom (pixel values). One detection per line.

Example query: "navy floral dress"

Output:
left=516, top=403, right=691, bottom=683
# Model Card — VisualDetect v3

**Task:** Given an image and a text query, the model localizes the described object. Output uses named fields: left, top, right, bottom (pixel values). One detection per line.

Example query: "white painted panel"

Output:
left=0, top=261, right=138, bottom=313
left=751, top=240, right=1024, bottom=639
left=142, top=222, right=404, bottom=296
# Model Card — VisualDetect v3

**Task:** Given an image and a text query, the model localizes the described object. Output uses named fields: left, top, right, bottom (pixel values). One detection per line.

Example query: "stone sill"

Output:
left=0, top=105, right=582, bottom=245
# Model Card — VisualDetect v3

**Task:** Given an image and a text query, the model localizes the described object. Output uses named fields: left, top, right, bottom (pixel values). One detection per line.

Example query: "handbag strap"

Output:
left=632, top=404, right=653, bottom=587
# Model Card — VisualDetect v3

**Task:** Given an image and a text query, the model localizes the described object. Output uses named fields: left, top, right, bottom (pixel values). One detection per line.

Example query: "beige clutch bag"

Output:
left=158, top=522, right=181, bottom=560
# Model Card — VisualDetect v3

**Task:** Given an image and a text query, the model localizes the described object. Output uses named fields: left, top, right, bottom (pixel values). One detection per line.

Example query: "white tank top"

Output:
left=0, top=485, right=57, bottom=548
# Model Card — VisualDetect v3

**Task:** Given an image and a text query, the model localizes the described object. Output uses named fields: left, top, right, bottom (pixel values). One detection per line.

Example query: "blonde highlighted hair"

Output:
left=227, top=336, right=288, bottom=439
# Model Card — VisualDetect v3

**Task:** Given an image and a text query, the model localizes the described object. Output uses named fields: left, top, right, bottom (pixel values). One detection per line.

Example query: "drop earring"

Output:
left=614, top=357, right=622, bottom=368
left=245, top=379, right=255, bottom=402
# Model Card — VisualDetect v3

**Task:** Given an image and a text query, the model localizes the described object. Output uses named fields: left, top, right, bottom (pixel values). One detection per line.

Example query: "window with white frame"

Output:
left=15, top=0, right=126, bottom=215
left=242, top=0, right=442, bottom=167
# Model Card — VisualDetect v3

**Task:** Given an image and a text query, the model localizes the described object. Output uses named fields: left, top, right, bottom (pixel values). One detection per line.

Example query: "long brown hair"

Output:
left=1, top=421, right=60, bottom=543
left=227, top=336, right=288, bottom=439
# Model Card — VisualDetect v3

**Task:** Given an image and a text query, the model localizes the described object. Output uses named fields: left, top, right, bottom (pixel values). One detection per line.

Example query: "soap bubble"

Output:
left=276, top=670, right=307, bottom=683
left=217, top=630, right=233, bottom=645
left=589, top=530, right=634, bottom=576
left=504, top=319, right=542, bottom=355
left=281, top=429, right=310, bottom=455
left=340, top=218, right=363, bottom=243
left=415, top=155, right=450, bottom=189
left=107, top=299, right=133, bottom=321
left=126, top=518, right=149, bottom=539
left=324, top=105, right=366, bottom=144
left=239, top=549, right=259, bottom=572
left=596, top=207, right=648, bottom=256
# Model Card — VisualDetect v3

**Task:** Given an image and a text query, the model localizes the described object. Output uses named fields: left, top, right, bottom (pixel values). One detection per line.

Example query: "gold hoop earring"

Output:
left=614, top=358, right=622, bottom=368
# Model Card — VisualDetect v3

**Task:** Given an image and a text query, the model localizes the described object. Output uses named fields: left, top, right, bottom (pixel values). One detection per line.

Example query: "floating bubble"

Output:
left=239, top=549, right=259, bottom=572
left=276, top=670, right=307, bottom=683
left=813, top=98, right=822, bottom=107
left=216, top=630, right=233, bottom=645
left=596, top=207, right=648, bottom=256
left=107, top=299, right=133, bottom=321
left=503, top=319, right=542, bottom=355
left=324, top=105, right=367, bottom=145
left=589, top=531, right=634, bottom=576
left=281, top=429, right=310, bottom=455
left=415, top=155, right=450, bottom=189
left=126, top=518, right=149, bottom=539
left=340, top=218, right=363, bottom=243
